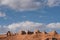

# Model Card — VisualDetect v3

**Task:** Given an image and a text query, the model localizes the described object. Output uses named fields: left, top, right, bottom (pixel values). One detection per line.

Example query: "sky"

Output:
left=0, top=0, right=60, bottom=34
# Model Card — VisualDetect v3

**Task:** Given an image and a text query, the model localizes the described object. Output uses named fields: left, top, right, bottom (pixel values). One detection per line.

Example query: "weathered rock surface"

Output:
left=0, top=30, right=60, bottom=40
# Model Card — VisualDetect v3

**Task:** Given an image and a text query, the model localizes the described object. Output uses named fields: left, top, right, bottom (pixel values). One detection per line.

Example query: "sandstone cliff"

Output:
left=0, top=30, right=60, bottom=40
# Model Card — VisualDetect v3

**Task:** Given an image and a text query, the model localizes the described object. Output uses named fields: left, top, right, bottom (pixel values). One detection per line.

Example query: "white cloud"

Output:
left=0, top=0, right=42, bottom=11
left=0, top=0, right=60, bottom=11
left=7, top=21, right=60, bottom=32
left=7, top=21, right=45, bottom=31
left=0, top=21, right=60, bottom=33
left=46, top=23, right=60, bottom=29
left=47, top=0, right=60, bottom=7
left=0, top=12, right=6, bottom=17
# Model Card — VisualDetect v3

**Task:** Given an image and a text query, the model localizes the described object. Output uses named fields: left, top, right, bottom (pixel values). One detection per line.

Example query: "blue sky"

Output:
left=0, top=0, right=60, bottom=33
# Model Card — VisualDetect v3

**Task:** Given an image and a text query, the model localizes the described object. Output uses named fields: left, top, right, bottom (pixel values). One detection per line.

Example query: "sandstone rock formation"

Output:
left=18, top=30, right=26, bottom=35
left=0, top=30, right=60, bottom=40
left=34, top=30, right=40, bottom=34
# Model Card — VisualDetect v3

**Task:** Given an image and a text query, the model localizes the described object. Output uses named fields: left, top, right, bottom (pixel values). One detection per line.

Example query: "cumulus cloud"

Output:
left=0, top=0, right=60, bottom=11
left=0, top=21, right=60, bottom=33
left=46, top=23, right=60, bottom=29
left=0, top=12, right=6, bottom=17
left=7, top=21, right=45, bottom=31
left=0, top=0, right=42, bottom=11
left=47, top=0, right=60, bottom=7
left=5, top=21, right=60, bottom=32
